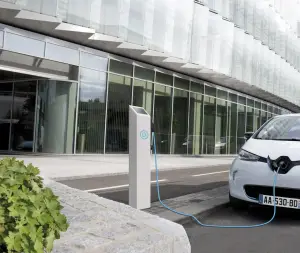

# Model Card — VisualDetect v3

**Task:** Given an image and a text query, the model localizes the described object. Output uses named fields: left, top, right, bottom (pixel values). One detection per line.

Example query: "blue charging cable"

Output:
left=152, top=132, right=279, bottom=228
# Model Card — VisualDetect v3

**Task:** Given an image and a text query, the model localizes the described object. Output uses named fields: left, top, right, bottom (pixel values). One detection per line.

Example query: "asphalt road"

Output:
left=185, top=205, right=300, bottom=253
left=59, top=165, right=229, bottom=204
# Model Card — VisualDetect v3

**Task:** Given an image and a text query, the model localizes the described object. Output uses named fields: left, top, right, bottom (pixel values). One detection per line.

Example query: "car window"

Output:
left=255, top=116, right=300, bottom=140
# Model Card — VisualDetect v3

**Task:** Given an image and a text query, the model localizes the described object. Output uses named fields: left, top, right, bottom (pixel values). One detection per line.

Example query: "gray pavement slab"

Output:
left=184, top=205, right=300, bottom=253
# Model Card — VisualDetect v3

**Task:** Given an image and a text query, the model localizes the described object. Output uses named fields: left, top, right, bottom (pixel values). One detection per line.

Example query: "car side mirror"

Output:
left=244, top=132, right=254, bottom=141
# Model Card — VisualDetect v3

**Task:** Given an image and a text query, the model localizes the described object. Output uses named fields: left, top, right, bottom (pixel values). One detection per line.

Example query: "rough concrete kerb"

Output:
left=175, top=201, right=230, bottom=226
left=155, top=195, right=230, bottom=226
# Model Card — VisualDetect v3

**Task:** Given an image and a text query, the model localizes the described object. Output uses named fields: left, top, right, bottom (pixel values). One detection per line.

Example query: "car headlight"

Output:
left=238, top=149, right=259, bottom=161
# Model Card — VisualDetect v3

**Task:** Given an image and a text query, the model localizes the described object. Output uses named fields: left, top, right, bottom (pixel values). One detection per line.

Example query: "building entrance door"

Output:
left=0, top=81, right=37, bottom=152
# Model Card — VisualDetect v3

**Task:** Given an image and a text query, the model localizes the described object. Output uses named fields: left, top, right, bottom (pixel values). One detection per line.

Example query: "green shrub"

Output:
left=0, top=157, right=69, bottom=253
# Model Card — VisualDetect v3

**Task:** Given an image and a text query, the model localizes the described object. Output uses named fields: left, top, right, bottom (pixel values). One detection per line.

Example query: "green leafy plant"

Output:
left=0, top=157, right=69, bottom=253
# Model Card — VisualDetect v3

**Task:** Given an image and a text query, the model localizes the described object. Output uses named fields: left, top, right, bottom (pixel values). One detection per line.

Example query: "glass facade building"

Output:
left=0, top=0, right=298, bottom=155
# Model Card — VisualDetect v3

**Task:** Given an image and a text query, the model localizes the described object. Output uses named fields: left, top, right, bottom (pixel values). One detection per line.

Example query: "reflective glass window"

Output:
left=229, top=93, right=238, bottom=103
left=172, top=89, right=189, bottom=154
left=261, top=110, right=268, bottom=125
left=205, top=85, right=217, bottom=97
left=254, top=108, right=261, bottom=131
left=217, top=89, right=228, bottom=100
left=134, top=66, right=155, bottom=81
left=215, top=99, right=227, bottom=155
left=189, top=92, right=203, bottom=155
left=246, top=106, right=254, bottom=132
left=77, top=77, right=107, bottom=153
left=153, top=84, right=172, bottom=154
left=132, top=79, right=153, bottom=116
left=106, top=74, right=132, bottom=153
left=203, top=95, right=216, bottom=154
left=262, top=103, right=267, bottom=111
left=247, top=98, right=254, bottom=107
left=109, top=60, right=133, bottom=76
left=80, top=52, right=108, bottom=71
left=255, top=101, right=261, bottom=109
left=237, top=104, right=246, bottom=151
left=191, top=81, right=204, bottom=94
left=228, top=102, right=237, bottom=154
left=174, top=77, right=189, bottom=90
left=238, top=95, right=246, bottom=105
left=155, top=72, right=173, bottom=86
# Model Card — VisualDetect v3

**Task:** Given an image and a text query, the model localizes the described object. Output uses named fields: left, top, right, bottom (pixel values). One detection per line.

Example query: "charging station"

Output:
left=128, top=105, right=151, bottom=209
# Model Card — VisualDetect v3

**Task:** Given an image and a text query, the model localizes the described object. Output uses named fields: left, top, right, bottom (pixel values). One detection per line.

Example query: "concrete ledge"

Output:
left=43, top=178, right=191, bottom=253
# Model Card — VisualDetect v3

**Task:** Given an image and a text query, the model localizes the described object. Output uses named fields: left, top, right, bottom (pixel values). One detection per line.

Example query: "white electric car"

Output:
left=229, top=114, right=300, bottom=210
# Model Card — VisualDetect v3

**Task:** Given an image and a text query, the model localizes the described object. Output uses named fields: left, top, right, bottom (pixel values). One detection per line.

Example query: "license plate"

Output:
left=259, top=194, right=300, bottom=209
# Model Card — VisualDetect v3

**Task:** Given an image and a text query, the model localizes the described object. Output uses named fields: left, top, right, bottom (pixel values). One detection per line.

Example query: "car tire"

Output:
left=229, top=193, right=249, bottom=210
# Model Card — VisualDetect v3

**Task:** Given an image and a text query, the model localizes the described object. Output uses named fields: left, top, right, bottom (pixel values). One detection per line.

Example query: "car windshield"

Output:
left=255, top=115, right=300, bottom=141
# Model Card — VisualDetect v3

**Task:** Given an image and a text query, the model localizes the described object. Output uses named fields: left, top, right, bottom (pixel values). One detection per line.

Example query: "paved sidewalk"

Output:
left=145, top=186, right=229, bottom=225
left=0, top=154, right=235, bottom=180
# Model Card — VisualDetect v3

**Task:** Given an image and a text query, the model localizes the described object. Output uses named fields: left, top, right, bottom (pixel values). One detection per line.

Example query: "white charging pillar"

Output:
left=129, top=105, right=151, bottom=209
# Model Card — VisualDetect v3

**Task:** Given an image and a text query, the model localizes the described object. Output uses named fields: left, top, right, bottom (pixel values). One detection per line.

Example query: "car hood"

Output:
left=243, top=138, right=300, bottom=161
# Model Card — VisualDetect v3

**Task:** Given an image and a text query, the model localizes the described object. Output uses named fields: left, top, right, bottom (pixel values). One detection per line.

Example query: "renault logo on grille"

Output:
left=267, top=156, right=292, bottom=173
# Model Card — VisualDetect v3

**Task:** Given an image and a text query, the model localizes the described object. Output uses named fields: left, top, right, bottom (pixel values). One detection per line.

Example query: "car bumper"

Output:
left=229, top=157, right=300, bottom=204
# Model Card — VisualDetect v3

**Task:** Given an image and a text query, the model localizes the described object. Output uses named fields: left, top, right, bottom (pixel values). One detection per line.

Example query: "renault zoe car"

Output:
left=229, top=114, right=300, bottom=210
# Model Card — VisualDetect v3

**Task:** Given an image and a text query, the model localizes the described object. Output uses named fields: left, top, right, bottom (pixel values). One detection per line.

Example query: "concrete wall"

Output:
left=43, top=178, right=191, bottom=253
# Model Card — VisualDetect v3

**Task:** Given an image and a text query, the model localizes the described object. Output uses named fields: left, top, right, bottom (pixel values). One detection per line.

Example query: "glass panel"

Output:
left=262, top=103, right=267, bottom=111
left=246, top=106, right=254, bottom=132
left=267, top=104, right=272, bottom=113
left=261, top=110, right=268, bottom=125
left=80, top=52, right=108, bottom=71
left=228, top=102, right=237, bottom=154
left=171, top=89, right=189, bottom=154
left=0, top=83, right=12, bottom=151
left=155, top=72, right=173, bottom=86
left=229, top=93, right=237, bottom=102
left=253, top=108, right=261, bottom=131
left=203, top=95, right=216, bottom=154
left=11, top=81, right=37, bottom=152
left=106, top=74, right=132, bottom=153
left=174, top=77, right=189, bottom=90
left=76, top=78, right=107, bottom=154
left=205, top=85, right=217, bottom=97
left=134, top=67, right=154, bottom=81
left=267, top=112, right=272, bottom=120
left=215, top=99, right=227, bottom=155
left=217, top=89, right=228, bottom=100
left=46, top=43, right=80, bottom=66
left=36, top=80, right=77, bottom=154
left=153, top=84, right=172, bottom=154
left=132, top=79, right=153, bottom=115
left=247, top=98, right=254, bottom=107
left=237, top=104, right=246, bottom=151
left=191, top=81, right=204, bottom=94
left=255, top=101, right=261, bottom=109
left=109, top=60, right=133, bottom=76
left=189, top=92, right=203, bottom=155
left=238, top=95, right=246, bottom=105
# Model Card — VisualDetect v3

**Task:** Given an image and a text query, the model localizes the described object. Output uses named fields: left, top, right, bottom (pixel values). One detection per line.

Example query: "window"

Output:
left=203, top=95, right=216, bottom=154
left=255, top=116, right=300, bottom=141
left=153, top=84, right=172, bottom=154
left=172, top=89, right=189, bottom=154
left=106, top=74, right=132, bottom=153
left=189, top=92, right=203, bottom=155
